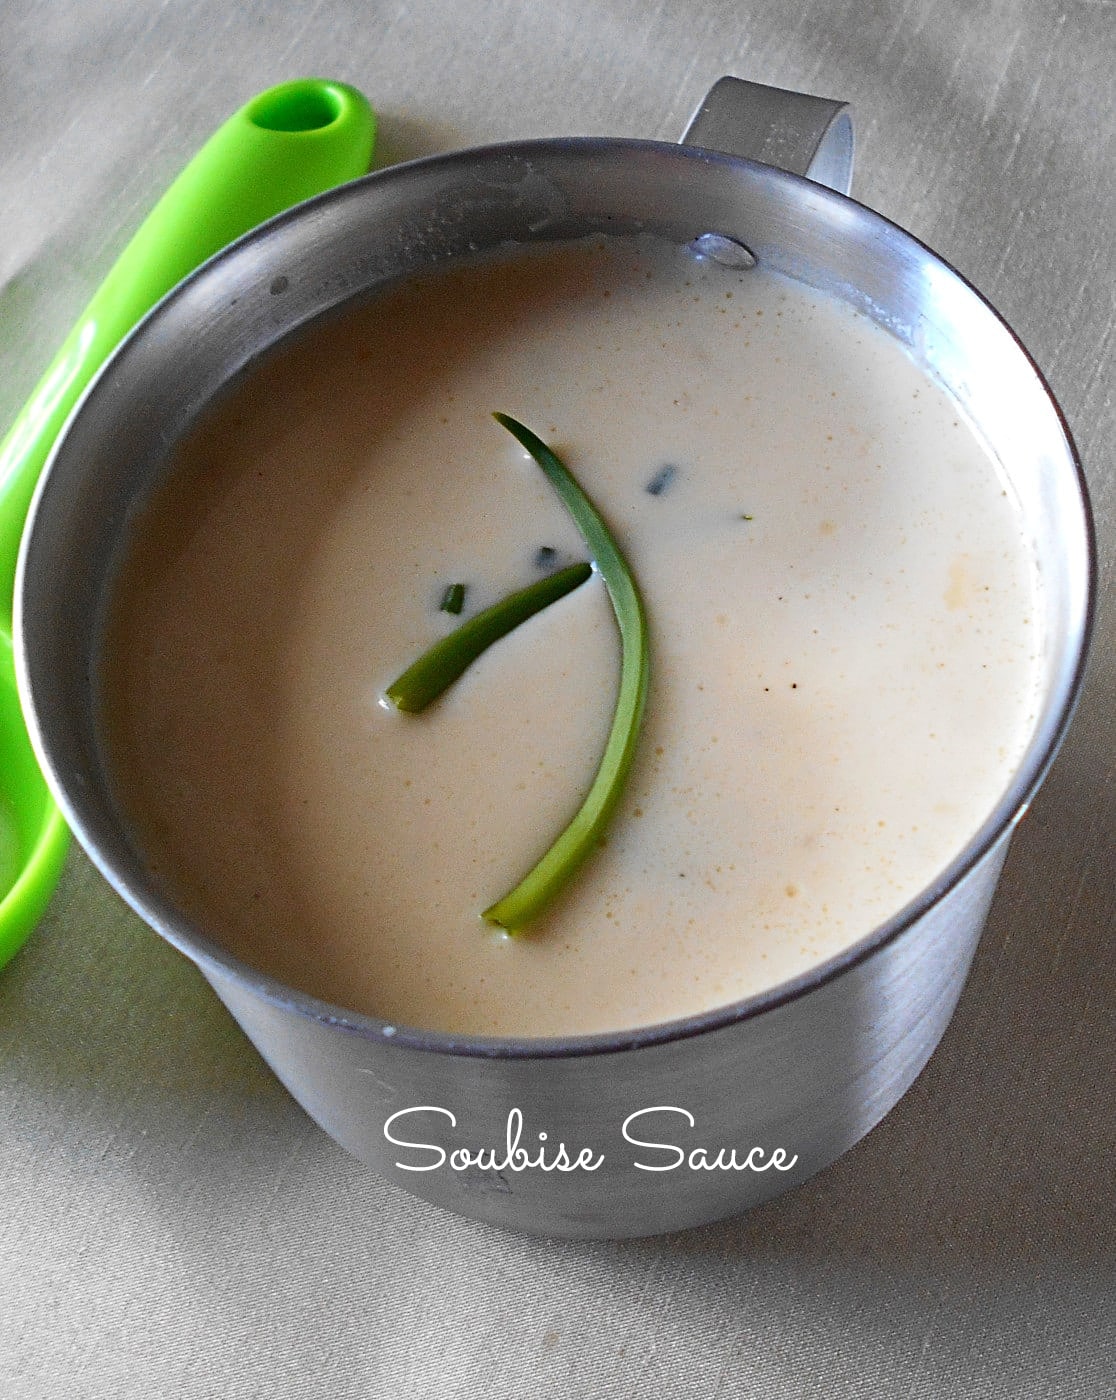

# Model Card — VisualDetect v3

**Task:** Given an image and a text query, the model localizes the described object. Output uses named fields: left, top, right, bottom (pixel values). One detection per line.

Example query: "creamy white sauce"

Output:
left=101, top=236, right=1043, bottom=1036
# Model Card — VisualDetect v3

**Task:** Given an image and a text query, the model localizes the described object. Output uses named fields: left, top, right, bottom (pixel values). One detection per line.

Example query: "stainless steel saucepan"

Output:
left=15, top=78, right=1093, bottom=1237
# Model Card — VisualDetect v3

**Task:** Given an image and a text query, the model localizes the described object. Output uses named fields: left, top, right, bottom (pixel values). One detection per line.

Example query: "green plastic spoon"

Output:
left=0, top=77, right=376, bottom=972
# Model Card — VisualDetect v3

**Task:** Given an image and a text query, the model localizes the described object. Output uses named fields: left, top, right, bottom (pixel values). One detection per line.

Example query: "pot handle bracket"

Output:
left=681, top=76, right=854, bottom=195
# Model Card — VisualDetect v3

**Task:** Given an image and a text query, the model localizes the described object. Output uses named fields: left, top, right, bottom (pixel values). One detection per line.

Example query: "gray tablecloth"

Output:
left=1, top=2, right=1112, bottom=1396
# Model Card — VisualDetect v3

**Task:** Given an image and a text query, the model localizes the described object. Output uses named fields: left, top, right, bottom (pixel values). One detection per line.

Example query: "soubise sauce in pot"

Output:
left=99, top=234, right=1043, bottom=1038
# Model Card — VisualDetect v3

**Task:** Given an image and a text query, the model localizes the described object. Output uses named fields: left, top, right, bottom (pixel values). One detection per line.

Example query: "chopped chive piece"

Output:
left=645, top=463, right=677, bottom=496
left=534, top=545, right=558, bottom=570
left=440, top=582, right=466, bottom=614
left=387, top=562, right=593, bottom=713
left=740, top=512, right=754, bottom=521
left=484, top=414, right=650, bottom=934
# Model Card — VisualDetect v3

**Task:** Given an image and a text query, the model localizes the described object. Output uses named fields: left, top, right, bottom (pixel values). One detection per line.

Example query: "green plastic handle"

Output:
left=0, top=77, right=375, bottom=635
left=0, top=630, right=69, bottom=969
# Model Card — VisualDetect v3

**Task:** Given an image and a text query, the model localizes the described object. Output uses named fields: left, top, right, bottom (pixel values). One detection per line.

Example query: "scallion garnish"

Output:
left=386, top=561, right=593, bottom=713
left=483, top=414, right=649, bottom=933
left=645, top=463, right=677, bottom=496
left=440, top=582, right=466, bottom=614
